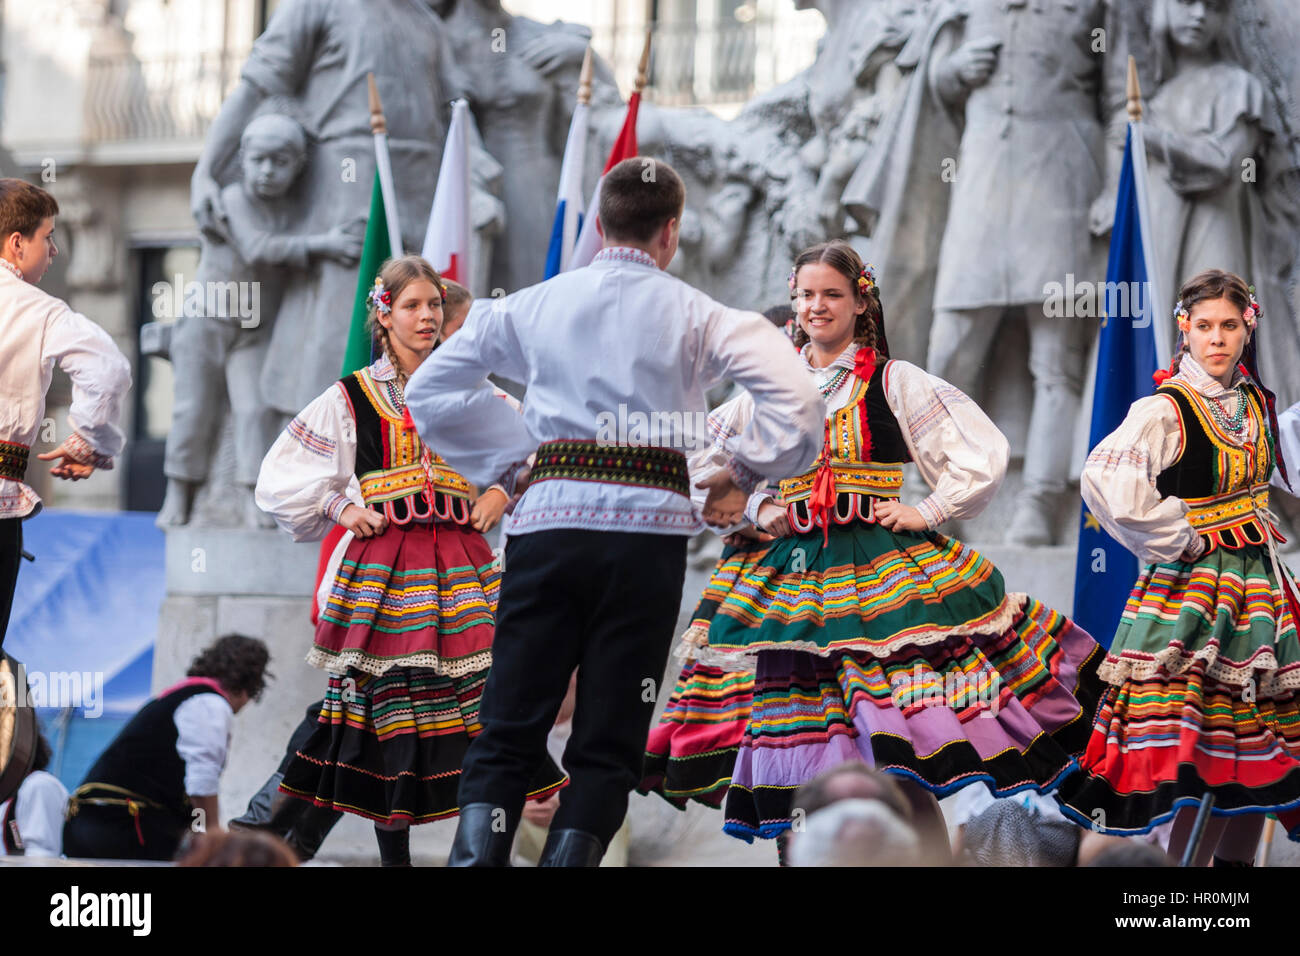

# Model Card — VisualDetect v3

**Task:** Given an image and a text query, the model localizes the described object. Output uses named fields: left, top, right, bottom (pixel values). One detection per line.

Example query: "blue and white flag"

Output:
left=1072, top=122, right=1168, bottom=647
left=544, top=102, right=589, bottom=278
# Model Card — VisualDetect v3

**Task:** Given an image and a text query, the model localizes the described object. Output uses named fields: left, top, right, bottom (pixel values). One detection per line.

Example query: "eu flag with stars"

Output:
left=1073, top=124, right=1163, bottom=648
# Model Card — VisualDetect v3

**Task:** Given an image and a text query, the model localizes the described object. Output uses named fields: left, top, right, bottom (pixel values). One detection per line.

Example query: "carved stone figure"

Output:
left=439, top=0, right=620, bottom=294
left=921, top=0, right=1112, bottom=545
left=1092, top=0, right=1300, bottom=410
left=191, top=0, right=468, bottom=422
left=161, top=112, right=361, bottom=529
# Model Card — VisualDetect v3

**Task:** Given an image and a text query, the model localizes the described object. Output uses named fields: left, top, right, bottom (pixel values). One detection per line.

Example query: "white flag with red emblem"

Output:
left=421, top=98, right=472, bottom=286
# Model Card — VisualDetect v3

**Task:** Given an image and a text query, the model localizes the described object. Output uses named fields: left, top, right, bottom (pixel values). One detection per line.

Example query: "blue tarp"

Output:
left=6, top=509, right=163, bottom=717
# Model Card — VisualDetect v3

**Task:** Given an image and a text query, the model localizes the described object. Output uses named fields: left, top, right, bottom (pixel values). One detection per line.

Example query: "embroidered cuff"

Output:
left=916, top=494, right=950, bottom=530
left=744, top=490, right=774, bottom=527
left=1181, top=530, right=1207, bottom=561
left=727, top=457, right=763, bottom=495
left=63, top=432, right=113, bottom=470
left=322, top=492, right=351, bottom=524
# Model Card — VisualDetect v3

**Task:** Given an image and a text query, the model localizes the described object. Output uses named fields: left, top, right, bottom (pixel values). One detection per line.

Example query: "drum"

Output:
left=0, top=652, right=36, bottom=805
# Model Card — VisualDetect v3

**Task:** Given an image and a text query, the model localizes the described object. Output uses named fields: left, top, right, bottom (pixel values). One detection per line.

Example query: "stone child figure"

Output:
left=1092, top=0, right=1295, bottom=403
left=924, top=0, right=1110, bottom=544
left=159, top=113, right=361, bottom=528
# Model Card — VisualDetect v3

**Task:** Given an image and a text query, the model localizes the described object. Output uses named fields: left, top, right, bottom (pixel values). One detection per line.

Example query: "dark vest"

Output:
left=1155, top=380, right=1272, bottom=500
left=864, top=361, right=913, bottom=464
left=79, top=683, right=223, bottom=824
left=338, top=370, right=473, bottom=525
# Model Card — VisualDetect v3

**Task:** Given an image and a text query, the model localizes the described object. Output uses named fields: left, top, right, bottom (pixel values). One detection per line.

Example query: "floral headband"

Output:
left=787, top=263, right=880, bottom=296
left=1174, top=286, right=1262, bottom=333
left=368, top=275, right=450, bottom=315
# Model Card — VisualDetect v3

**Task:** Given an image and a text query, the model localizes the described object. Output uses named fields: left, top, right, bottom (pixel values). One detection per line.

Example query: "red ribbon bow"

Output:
left=808, top=348, right=877, bottom=546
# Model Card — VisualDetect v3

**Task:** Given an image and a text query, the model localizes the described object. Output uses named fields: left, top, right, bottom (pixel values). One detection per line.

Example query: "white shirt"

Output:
left=1081, top=355, right=1257, bottom=565
left=0, top=262, right=132, bottom=518
left=734, top=343, right=1011, bottom=529
left=1, top=770, right=68, bottom=857
left=255, top=354, right=512, bottom=543
left=404, top=246, right=824, bottom=536
left=173, top=692, right=234, bottom=796
left=1274, top=399, right=1300, bottom=496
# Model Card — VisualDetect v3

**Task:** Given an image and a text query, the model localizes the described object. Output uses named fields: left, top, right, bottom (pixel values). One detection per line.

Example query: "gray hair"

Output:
left=787, top=798, right=921, bottom=867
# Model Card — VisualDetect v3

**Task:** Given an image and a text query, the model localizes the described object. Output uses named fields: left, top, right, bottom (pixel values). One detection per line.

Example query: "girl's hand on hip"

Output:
left=339, top=504, right=388, bottom=538
left=874, top=501, right=927, bottom=533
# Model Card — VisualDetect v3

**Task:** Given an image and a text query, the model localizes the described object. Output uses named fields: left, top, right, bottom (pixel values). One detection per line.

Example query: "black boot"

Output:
left=374, top=825, right=412, bottom=867
left=282, top=802, right=344, bottom=862
left=228, top=771, right=286, bottom=830
left=1212, top=855, right=1253, bottom=867
left=538, top=829, right=604, bottom=867
left=447, top=802, right=515, bottom=867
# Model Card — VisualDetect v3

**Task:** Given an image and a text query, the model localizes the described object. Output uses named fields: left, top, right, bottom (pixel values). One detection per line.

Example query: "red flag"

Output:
left=570, top=92, right=642, bottom=268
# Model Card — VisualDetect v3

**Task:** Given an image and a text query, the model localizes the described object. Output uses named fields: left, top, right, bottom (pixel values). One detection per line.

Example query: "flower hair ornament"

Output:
left=368, top=277, right=392, bottom=315
left=787, top=268, right=797, bottom=293
left=1243, top=286, right=1262, bottom=330
left=857, top=263, right=878, bottom=297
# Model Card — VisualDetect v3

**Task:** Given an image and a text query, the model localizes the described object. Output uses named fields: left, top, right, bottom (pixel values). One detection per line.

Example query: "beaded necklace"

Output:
left=384, top=377, right=406, bottom=412
left=1207, top=386, right=1246, bottom=438
left=818, top=367, right=851, bottom=398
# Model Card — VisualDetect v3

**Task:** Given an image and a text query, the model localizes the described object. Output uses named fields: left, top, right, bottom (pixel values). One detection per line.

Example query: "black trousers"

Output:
left=63, top=803, right=185, bottom=862
left=458, top=529, right=687, bottom=846
left=0, top=518, right=21, bottom=649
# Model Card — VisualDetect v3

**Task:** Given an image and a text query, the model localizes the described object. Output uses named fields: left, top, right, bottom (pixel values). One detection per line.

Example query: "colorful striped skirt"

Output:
left=279, top=666, right=567, bottom=825
left=311, top=520, right=499, bottom=677
left=704, top=521, right=1104, bottom=841
left=1055, top=543, right=1300, bottom=837
left=639, top=541, right=762, bottom=808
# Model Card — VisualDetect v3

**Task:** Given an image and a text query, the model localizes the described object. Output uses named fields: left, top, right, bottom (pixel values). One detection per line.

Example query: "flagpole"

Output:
left=367, top=72, right=404, bottom=257
left=578, top=46, right=594, bottom=106
left=635, top=27, right=652, bottom=95
left=1125, top=56, right=1169, bottom=369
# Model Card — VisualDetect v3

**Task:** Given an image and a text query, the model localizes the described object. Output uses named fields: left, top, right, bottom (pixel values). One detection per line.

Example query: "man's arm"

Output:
left=698, top=307, right=824, bottom=493
left=405, top=298, right=535, bottom=488
left=37, top=307, right=132, bottom=477
left=174, top=694, right=232, bottom=835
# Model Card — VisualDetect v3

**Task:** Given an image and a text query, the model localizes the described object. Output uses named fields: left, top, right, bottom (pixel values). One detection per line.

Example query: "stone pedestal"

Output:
left=153, top=526, right=467, bottom=863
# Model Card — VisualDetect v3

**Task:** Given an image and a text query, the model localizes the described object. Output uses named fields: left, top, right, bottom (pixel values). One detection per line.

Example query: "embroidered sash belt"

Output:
left=531, top=440, right=690, bottom=497
left=778, top=461, right=905, bottom=534
left=358, top=463, right=474, bottom=526
left=1184, top=484, right=1284, bottom=551
left=0, top=441, right=29, bottom=483
left=778, top=460, right=904, bottom=503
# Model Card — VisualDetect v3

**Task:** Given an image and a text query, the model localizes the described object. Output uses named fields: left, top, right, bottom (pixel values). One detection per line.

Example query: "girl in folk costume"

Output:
left=1056, top=269, right=1300, bottom=865
left=700, top=240, right=1105, bottom=857
left=256, top=255, right=565, bottom=865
